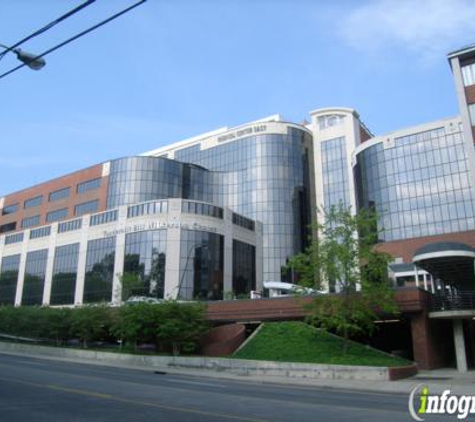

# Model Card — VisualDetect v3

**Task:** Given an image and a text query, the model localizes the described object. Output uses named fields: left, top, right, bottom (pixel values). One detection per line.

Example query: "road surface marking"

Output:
left=0, top=376, right=269, bottom=422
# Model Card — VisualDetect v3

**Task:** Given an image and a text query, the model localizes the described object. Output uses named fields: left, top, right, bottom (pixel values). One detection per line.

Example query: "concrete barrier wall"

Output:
left=0, top=341, right=399, bottom=381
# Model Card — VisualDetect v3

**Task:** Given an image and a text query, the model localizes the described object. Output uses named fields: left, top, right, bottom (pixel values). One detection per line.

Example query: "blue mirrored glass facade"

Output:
left=175, top=131, right=311, bottom=283
left=106, top=157, right=214, bottom=208
left=355, top=126, right=475, bottom=241
left=134, top=126, right=312, bottom=283
left=321, top=137, right=350, bottom=210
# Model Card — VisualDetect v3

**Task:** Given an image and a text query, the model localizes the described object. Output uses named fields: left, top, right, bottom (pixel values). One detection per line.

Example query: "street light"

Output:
left=176, top=244, right=209, bottom=300
left=0, top=42, right=45, bottom=70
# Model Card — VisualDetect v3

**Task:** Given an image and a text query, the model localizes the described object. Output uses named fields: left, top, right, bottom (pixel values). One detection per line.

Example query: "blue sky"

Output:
left=1, top=0, right=475, bottom=196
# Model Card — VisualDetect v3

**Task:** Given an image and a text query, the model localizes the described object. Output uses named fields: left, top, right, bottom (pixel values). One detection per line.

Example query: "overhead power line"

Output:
left=0, top=0, right=96, bottom=62
left=0, top=0, right=147, bottom=81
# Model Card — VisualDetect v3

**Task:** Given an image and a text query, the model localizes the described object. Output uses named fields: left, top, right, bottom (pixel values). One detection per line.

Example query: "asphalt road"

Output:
left=0, top=353, right=452, bottom=422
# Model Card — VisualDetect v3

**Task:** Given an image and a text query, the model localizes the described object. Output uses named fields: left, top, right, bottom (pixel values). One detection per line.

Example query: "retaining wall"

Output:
left=0, top=341, right=416, bottom=381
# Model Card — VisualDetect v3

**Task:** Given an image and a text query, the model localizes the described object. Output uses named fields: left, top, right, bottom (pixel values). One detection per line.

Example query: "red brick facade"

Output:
left=0, top=163, right=108, bottom=233
left=376, top=231, right=475, bottom=263
left=200, top=324, right=246, bottom=357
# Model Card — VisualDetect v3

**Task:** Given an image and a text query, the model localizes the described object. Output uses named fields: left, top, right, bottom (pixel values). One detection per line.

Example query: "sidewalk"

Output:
left=0, top=346, right=473, bottom=395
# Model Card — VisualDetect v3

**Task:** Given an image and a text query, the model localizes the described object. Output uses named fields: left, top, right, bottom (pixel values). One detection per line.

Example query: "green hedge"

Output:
left=0, top=302, right=209, bottom=355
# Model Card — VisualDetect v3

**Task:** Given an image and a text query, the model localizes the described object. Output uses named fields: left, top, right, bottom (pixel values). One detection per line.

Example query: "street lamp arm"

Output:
left=0, top=0, right=96, bottom=62
left=0, top=0, right=147, bottom=81
left=0, top=43, right=46, bottom=70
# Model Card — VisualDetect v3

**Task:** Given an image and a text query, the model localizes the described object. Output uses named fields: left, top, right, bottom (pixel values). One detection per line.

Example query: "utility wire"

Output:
left=0, top=0, right=147, bottom=81
left=0, top=0, right=96, bottom=61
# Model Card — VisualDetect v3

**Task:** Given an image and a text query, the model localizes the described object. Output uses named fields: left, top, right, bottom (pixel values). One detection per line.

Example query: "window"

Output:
left=469, top=103, right=475, bottom=126
left=127, top=200, right=168, bottom=218
left=21, top=215, right=40, bottom=229
left=462, top=62, right=475, bottom=87
left=30, top=226, right=51, bottom=239
left=58, top=218, right=82, bottom=233
left=233, top=240, right=256, bottom=296
left=83, top=237, right=116, bottom=303
left=51, top=243, right=79, bottom=305
left=182, top=201, right=223, bottom=219
left=46, top=208, right=68, bottom=223
left=5, top=232, right=24, bottom=245
left=24, top=195, right=43, bottom=209
left=0, top=222, right=16, bottom=233
left=49, top=187, right=70, bottom=202
left=90, top=209, right=118, bottom=226
left=2, top=203, right=18, bottom=216
left=0, top=254, right=21, bottom=305
left=74, top=200, right=99, bottom=216
left=22, top=249, right=48, bottom=306
left=232, top=213, right=255, bottom=231
left=124, top=230, right=167, bottom=299
left=77, top=178, right=101, bottom=194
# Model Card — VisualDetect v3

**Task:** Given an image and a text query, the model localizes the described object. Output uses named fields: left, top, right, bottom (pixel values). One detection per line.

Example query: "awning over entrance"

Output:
left=413, top=241, right=475, bottom=290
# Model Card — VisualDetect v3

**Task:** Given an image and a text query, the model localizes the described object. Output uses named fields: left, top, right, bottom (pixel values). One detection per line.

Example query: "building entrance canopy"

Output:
left=413, top=242, right=475, bottom=291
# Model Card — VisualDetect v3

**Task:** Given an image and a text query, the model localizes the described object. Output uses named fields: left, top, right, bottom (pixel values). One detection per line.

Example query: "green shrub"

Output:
left=0, top=301, right=210, bottom=355
left=111, top=303, right=162, bottom=350
left=156, top=301, right=209, bottom=355
left=69, top=304, right=113, bottom=348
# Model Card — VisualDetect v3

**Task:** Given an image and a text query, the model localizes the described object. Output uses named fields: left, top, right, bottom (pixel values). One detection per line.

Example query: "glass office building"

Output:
left=354, top=118, right=475, bottom=242
left=0, top=197, right=260, bottom=306
left=146, top=121, right=313, bottom=283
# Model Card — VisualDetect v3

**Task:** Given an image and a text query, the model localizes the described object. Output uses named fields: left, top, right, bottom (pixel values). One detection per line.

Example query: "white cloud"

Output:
left=338, top=0, right=475, bottom=61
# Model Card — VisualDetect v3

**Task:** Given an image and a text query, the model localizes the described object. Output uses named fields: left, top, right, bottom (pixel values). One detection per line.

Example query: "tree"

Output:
left=69, top=305, right=112, bottom=348
left=287, top=203, right=398, bottom=352
left=110, top=303, right=160, bottom=350
left=156, top=301, right=209, bottom=356
left=119, top=272, right=145, bottom=302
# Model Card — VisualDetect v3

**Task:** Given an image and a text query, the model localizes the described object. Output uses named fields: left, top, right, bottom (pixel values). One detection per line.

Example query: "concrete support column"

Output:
left=0, top=237, right=4, bottom=275
left=255, top=222, right=263, bottom=293
left=453, top=319, right=468, bottom=373
left=111, top=206, right=127, bottom=305
left=14, top=231, right=30, bottom=306
left=423, top=273, right=428, bottom=291
left=42, top=224, right=58, bottom=305
left=74, top=218, right=89, bottom=306
left=415, top=266, right=420, bottom=288
left=223, top=209, right=233, bottom=298
left=164, top=199, right=182, bottom=300
left=410, top=312, right=450, bottom=370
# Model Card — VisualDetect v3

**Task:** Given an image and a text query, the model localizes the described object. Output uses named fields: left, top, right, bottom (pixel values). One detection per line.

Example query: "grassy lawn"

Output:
left=233, top=321, right=411, bottom=367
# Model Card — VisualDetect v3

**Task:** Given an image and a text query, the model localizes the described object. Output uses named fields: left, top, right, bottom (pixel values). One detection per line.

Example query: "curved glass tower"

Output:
left=145, top=122, right=313, bottom=283
left=354, top=120, right=475, bottom=242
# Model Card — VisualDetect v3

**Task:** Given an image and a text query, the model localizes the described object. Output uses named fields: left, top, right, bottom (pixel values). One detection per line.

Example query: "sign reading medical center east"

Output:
left=217, top=125, right=267, bottom=143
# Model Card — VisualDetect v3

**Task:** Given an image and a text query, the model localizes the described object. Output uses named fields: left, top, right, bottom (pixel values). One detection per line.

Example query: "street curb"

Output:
left=0, top=341, right=397, bottom=381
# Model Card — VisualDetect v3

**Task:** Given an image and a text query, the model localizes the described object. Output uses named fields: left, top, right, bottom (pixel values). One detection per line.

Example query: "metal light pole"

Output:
left=0, top=42, right=45, bottom=70
left=176, top=244, right=209, bottom=300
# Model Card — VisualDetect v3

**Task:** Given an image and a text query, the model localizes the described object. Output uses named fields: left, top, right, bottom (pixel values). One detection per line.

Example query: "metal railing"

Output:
left=432, top=291, right=475, bottom=312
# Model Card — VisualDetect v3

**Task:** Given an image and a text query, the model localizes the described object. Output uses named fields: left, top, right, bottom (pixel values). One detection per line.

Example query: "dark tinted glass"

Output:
left=0, top=254, right=21, bottom=305
left=83, top=236, right=116, bottom=303
left=22, top=249, right=48, bottom=306
left=51, top=243, right=79, bottom=305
